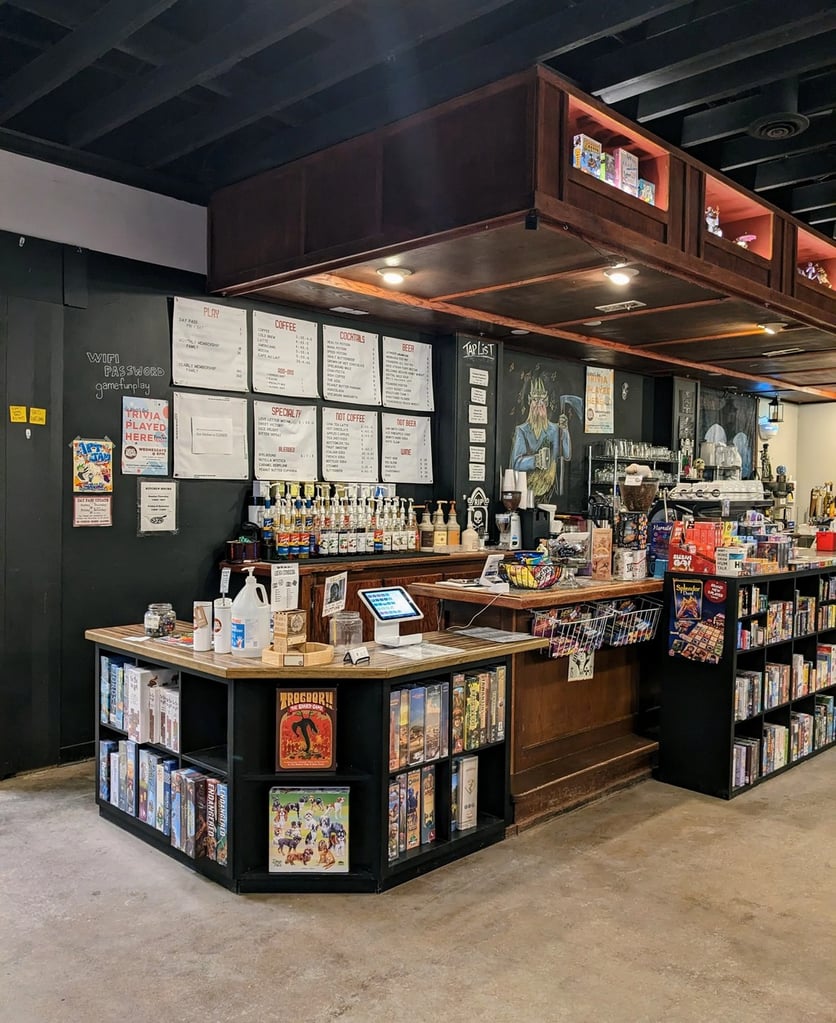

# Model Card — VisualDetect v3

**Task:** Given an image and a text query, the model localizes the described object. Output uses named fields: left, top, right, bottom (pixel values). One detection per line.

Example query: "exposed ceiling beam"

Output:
left=720, top=116, right=836, bottom=171
left=201, top=0, right=693, bottom=186
left=635, top=30, right=836, bottom=122
left=593, top=0, right=835, bottom=105
left=805, top=204, right=836, bottom=225
left=681, top=75, right=836, bottom=147
left=10, top=0, right=300, bottom=117
left=146, top=0, right=691, bottom=170
left=0, top=0, right=178, bottom=125
left=67, top=0, right=349, bottom=147
left=431, top=262, right=611, bottom=302
left=791, top=180, right=836, bottom=213
left=754, top=149, right=836, bottom=191
left=548, top=297, right=730, bottom=329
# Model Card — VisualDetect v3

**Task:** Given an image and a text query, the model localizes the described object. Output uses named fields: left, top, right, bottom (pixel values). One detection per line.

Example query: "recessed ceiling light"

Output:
left=581, top=357, right=598, bottom=362
left=329, top=306, right=369, bottom=316
left=509, top=328, right=530, bottom=335
left=376, top=266, right=413, bottom=285
left=604, top=267, right=639, bottom=286
left=758, top=321, right=786, bottom=334
left=582, top=319, right=603, bottom=327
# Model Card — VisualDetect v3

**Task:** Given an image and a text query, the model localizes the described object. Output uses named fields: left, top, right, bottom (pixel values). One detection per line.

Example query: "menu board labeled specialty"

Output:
left=321, top=407, right=378, bottom=482
left=322, top=324, right=381, bottom=406
left=382, top=336, right=434, bottom=411
left=254, top=400, right=317, bottom=480
left=252, top=311, right=319, bottom=398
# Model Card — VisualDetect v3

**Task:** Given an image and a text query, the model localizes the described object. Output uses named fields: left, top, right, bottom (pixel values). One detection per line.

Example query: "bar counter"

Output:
left=410, top=577, right=663, bottom=829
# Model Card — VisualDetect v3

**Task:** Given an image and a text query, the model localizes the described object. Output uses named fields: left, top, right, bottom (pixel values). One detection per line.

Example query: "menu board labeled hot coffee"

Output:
left=668, top=577, right=727, bottom=665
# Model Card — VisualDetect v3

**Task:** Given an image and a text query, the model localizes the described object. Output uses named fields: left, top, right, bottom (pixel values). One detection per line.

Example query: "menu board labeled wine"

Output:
left=381, top=413, right=433, bottom=483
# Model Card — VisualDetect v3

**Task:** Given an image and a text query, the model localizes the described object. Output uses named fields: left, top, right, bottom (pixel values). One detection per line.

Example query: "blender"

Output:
left=496, top=490, right=522, bottom=549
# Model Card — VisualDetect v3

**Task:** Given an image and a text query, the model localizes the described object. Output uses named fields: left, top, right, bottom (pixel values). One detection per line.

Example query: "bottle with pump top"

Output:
left=446, top=499, right=461, bottom=547
left=461, top=498, right=480, bottom=551
left=432, top=501, right=448, bottom=550
left=418, top=505, right=434, bottom=550
left=407, top=499, right=418, bottom=551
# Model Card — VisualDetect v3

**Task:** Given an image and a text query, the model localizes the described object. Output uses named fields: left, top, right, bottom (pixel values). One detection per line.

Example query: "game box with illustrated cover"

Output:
left=275, top=688, right=337, bottom=771
left=268, top=787, right=349, bottom=873
left=668, top=577, right=727, bottom=665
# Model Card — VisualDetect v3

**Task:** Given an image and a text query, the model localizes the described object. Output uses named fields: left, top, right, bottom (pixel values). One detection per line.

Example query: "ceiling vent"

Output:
left=746, top=79, right=809, bottom=140
left=594, top=299, right=647, bottom=313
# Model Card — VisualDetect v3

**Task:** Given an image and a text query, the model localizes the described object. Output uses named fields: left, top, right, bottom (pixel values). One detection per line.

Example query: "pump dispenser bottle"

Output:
left=462, top=501, right=480, bottom=551
left=418, top=505, right=434, bottom=550
left=446, top=499, right=461, bottom=547
left=432, top=501, right=448, bottom=550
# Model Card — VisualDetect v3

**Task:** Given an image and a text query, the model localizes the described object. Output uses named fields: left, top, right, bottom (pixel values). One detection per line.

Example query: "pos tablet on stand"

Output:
left=358, top=586, right=424, bottom=647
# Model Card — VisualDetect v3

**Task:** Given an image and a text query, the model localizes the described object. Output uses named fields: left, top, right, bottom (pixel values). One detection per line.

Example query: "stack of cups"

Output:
left=213, top=597, right=232, bottom=654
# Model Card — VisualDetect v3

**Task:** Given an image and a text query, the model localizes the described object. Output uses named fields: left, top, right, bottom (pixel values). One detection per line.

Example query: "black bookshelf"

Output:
left=658, top=566, right=836, bottom=799
left=91, top=636, right=520, bottom=894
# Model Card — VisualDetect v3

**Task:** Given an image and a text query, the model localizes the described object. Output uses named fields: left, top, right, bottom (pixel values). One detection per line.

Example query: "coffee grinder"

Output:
left=496, top=490, right=522, bottom=549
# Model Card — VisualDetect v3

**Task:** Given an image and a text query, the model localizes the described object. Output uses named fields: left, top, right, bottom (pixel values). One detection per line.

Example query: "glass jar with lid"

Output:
left=144, top=602, right=176, bottom=637
left=330, top=610, right=363, bottom=651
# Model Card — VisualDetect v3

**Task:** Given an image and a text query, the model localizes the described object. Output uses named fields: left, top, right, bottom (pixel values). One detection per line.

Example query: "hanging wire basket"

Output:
left=531, top=604, right=615, bottom=659
left=599, top=597, right=663, bottom=647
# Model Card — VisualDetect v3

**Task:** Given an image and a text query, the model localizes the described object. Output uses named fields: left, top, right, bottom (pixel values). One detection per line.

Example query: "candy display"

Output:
left=600, top=598, right=662, bottom=646
left=532, top=604, right=614, bottom=658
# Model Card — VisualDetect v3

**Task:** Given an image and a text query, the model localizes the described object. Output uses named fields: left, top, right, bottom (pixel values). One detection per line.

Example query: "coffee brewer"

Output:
left=495, top=490, right=522, bottom=549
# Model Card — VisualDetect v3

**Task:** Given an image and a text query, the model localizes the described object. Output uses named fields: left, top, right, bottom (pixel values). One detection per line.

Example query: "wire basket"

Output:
left=531, top=604, right=614, bottom=658
left=599, top=597, right=663, bottom=647
left=499, top=559, right=560, bottom=590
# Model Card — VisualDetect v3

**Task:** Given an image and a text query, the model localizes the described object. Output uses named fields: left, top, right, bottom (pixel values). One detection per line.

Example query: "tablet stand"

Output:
left=374, top=620, right=423, bottom=647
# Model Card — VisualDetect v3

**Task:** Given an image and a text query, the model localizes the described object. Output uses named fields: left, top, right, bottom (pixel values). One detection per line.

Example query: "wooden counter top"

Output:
left=409, top=577, right=663, bottom=610
left=222, top=550, right=487, bottom=576
left=85, top=623, right=546, bottom=680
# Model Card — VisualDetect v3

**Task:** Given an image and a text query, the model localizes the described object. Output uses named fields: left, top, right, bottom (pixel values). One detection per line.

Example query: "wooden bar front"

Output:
left=410, top=579, right=663, bottom=829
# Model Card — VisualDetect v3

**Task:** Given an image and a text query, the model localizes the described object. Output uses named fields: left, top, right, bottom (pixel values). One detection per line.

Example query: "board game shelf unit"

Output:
left=658, top=567, right=836, bottom=800
left=88, top=625, right=543, bottom=894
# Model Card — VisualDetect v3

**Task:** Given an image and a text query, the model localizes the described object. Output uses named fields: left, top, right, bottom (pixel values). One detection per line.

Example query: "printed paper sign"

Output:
left=172, top=297, right=247, bottom=392
left=382, top=336, right=434, bottom=411
left=469, top=368, right=489, bottom=387
left=323, top=572, right=347, bottom=617
left=173, top=392, right=248, bottom=480
left=271, top=563, right=300, bottom=611
left=584, top=366, right=614, bottom=434
left=138, top=480, right=178, bottom=533
left=122, top=397, right=168, bottom=475
left=73, top=439, right=113, bottom=493
left=322, top=325, right=381, bottom=405
left=468, top=404, right=488, bottom=424
left=321, top=407, right=378, bottom=482
left=381, top=413, right=433, bottom=483
left=254, top=401, right=317, bottom=481
left=73, top=495, right=112, bottom=527
left=252, top=312, right=319, bottom=398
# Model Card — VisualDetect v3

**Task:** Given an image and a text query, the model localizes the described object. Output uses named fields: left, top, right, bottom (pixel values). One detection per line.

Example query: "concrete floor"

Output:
left=2, top=757, right=835, bottom=1023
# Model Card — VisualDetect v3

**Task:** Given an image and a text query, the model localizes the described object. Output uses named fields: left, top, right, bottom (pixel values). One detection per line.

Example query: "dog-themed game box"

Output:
left=268, top=787, right=349, bottom=873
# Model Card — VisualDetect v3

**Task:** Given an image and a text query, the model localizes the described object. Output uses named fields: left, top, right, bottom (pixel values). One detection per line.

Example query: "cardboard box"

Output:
left=271, top=609, right=307, bottom=647
left=614, top=148, right=639, bottom=196
left=601, top=152, right=619, bottom=188
left=573, top=134, right=602, bottom=177
left=637, top=178, right=656, bottom=205
left=590, top=526, right=612, bottom=580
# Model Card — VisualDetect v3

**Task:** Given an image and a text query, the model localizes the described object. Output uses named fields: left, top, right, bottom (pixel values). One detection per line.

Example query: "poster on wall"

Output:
left=171, top=297, right=247, bottom=392
left=381, top=413, right=433, bottom=483
left=698, top=387, right=757, bottom=479
left=584, top=367, right=614, bottom=434
left=172, top=391, right=249, bottom=480
left=121, top=397, right=169, bottom=475
left=382, top=336, right=434, bottom=411
left=72, top=438, right=113, bottom=493
left=138, top=479, right=179, bottom=534
left=322, top=324, right=381, bottom=406
left=253, top=400, right=317, bottom=480
left=501, top=353, right=585, bottom=510
left=321, top=407, right=378, bottom=482
left=73, top=495, right=112, bottom=527
left=252, top=311, right=319, bottom=398
left=667, top=577, right=727, bottom=665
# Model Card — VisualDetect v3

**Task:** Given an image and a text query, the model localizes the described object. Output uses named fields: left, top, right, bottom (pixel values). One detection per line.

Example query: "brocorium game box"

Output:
left=275, top=688, right=337, bottom=771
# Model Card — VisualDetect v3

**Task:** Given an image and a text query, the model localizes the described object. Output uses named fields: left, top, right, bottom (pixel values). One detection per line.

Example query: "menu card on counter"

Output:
left=322, top=325, right=381, bottom=406
left=381, top=413, right=433, bottom=483
left=171, top=297, right=247, bottom=392
left=382, top=337, right=434, bottom=411
left=252, top=311, right=319, bottom=398
left=321, top=407, right=378, bottom=482
left=253, top=400, right=318, bottom=481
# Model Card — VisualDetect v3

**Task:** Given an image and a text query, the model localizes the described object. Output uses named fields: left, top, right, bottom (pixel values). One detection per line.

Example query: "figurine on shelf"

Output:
left=734, top=233, right=757, bottom=249
left=705, top=205, right=722, bottom=237
left=798, top=261, right=832, bottom=289
left=692, top=457, right=706, bottom=481
left=760, top=443, right=773, bottom=483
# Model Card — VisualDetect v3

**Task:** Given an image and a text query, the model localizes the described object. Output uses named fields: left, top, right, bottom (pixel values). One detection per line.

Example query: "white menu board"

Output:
left=321, top=407, right=378, bottom=482
left=254, top=400, right=318, bottom=480
left=381, top=413, right=433, bottom=483
left=252, top=311, right=319, bottom=398
left=382, top=336, right=434, bottom=411
left=171, top=297, right=247, bottom=392
left=322, top=324, right=381, bottom=405
left=172, top=391, right=249, bottom=480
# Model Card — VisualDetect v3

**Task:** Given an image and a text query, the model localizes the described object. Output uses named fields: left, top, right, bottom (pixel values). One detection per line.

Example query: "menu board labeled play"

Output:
left=171, top=297, right=247, bottom=392
left=382, top=336, right=434, bottom=411
left=254, top=400, right=317, bottom=480
left=381, top=413, right=433, bottom=483
left=322, top=324, right=381, bottom=405
left=252, top=311, right=319, bottom=398
left=321, top=407, right=378, bottom=481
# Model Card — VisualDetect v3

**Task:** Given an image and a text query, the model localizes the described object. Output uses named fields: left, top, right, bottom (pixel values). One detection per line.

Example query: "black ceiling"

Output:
left=0, top=0, right=833, bottom=233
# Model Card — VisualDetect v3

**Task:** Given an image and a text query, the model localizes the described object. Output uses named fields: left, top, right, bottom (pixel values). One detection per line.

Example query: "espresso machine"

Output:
left=496, top=490, right=522, bottom=549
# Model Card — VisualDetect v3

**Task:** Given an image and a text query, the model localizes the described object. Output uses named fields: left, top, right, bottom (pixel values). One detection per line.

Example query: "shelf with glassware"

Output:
left=587, top=442, right=681, bottom=509
left=794, top=225, right=835, bottom=309
left=658, top=566, right=836, bottom=800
